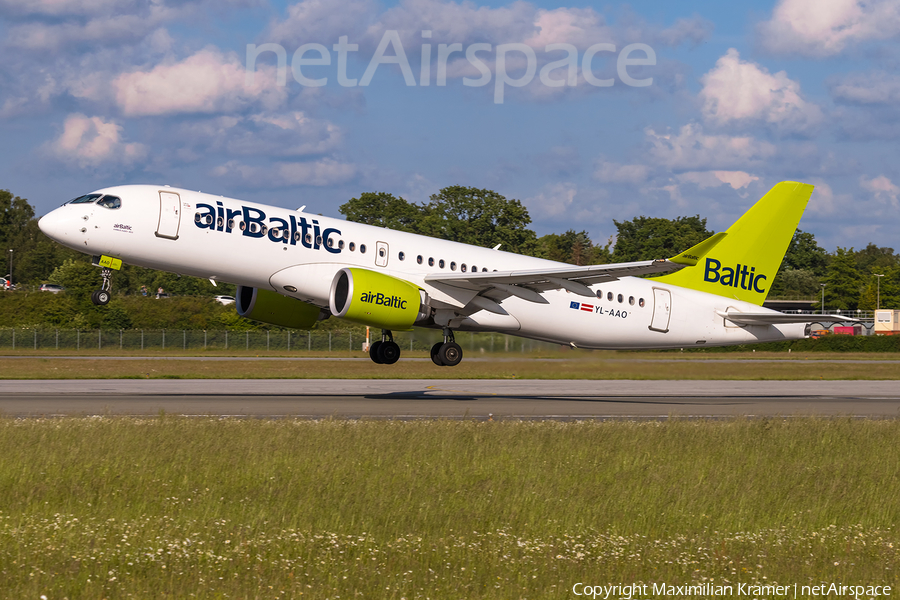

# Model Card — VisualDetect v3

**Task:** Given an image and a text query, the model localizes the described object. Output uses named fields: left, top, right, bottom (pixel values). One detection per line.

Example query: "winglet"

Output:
left=668, top=232, right=727, bottom=266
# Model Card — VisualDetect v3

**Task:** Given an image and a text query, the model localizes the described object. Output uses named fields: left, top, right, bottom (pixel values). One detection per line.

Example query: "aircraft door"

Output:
left=649, top=287, right=671, bottom=333
left=156, top=191, right=181, bottom=240
left=375, top=241, right=388, bottom=267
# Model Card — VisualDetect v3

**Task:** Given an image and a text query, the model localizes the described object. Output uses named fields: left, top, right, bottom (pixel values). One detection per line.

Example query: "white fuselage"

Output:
left=38, top=185, right=807, bottom=349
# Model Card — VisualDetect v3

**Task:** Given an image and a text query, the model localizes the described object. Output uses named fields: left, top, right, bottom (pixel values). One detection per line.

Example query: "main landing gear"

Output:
left=431, top=328, right=463, bottom=367
left=90, top=267, right=113, bottom=306
left=369, top=330, right=401, bottom=365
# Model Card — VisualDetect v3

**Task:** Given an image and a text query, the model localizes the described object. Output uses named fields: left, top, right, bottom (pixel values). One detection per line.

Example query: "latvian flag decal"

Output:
left=570, top=301, right=594, bottom=312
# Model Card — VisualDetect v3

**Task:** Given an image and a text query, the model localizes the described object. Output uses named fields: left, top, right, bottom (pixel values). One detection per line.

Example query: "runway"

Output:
left=2, top=380, right=899, bottom=418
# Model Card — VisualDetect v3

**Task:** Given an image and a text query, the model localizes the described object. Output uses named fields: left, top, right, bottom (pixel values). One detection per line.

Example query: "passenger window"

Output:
left=349, top=242, right=355, bottom=251
left=97, top=195, right=121, bottom=209
left=617, top=294, right=623, bottom=303
left=360, top=244, right=366, bottom=254
left=417, top=255, right=423, bottom=264
left=471, top=265, right=477, bottom=272
left=338, top=240, right=345, bottom=249
left=483, top=268, right=488, bottom=272
left=327, top=238, right=334, bottom=247
left=428, top=257, right=434, bottom=266
left=378, top=248, right=385, bottom=257
left=450, top=262, right=456, bottom=271
left=399, top=251, right=405, bottom=261
left=305, top=233, right=312, bottom=244
left=629, top=296, right=635, bottom=305
left=595, top=290, right=603, bottom=299
left=639, top=298, right=645, bottom=308
left=439, top=259, right=445, bottom=269
left=607, top=292, right=613, bottom=301
left=461, top=264, right=467, bottom=273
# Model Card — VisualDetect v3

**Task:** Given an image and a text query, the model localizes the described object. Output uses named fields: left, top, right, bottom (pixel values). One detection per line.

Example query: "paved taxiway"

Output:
left=2, top=380, right=899, bottom=418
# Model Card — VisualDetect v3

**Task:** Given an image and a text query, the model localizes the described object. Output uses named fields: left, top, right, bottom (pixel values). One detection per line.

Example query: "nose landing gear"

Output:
left=369, top=329, right=401, bottom=364
left=91, top=267, right=114, bottom=306
left=431, top=328, right=463, bottom=367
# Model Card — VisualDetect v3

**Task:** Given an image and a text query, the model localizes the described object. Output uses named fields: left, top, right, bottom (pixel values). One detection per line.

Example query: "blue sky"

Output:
left=2, top=0, right=899, bottom=252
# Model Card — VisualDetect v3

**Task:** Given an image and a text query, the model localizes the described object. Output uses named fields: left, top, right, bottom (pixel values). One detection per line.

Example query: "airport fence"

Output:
left=0, top=328, right=563, bottom=354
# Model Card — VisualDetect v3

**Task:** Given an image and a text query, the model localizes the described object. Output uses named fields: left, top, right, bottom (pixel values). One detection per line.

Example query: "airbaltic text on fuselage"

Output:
left=704, top=258, right=766, bottom=293
left=361, top=291, right=407, bottom=310
left=194, top=203, right=341, bottom=254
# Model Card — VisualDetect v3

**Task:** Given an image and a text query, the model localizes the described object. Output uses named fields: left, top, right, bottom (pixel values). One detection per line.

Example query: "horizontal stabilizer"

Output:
left=716, top=310, right=861, bottom=326
left=668, top=232, right=727, bottom=266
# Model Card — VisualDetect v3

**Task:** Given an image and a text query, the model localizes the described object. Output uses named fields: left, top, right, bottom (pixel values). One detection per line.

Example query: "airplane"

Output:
left=38, top=181, right=854, bottom=366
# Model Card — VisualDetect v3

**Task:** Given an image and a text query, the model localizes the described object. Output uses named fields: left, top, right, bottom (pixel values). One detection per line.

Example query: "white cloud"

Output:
left=677, top=170, right=759, bottom=190
left=699, top=49, right=822, bottom=133
left=114, top=49, right=287, bottom=116
left=593, top=160, right=650, bottom=184
left=830, top=71, right=900, bottom=105
left=758, top=0, right=900, bottom=57
left=212, top=158, right=356, bottom=187
left=169, top=112, right=343, bottom=162
left=0, top=0, right=134, bottom=17
left=524, top=182, right=577, bottom=218
left=860, top=175, right=900, bottom=207
left=46, top=113, right=145, bottom=169
left=646, top=123, right=777, bottom=171
left=268, top=0, right=378, bottom=47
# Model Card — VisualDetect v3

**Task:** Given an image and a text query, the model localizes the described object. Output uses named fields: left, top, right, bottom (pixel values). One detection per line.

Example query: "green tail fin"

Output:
left=651, top=181, right=814, bottom=306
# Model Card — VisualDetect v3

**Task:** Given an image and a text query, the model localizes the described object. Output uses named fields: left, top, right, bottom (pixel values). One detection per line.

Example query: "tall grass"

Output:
left=1, top=418, right=897, bottom=598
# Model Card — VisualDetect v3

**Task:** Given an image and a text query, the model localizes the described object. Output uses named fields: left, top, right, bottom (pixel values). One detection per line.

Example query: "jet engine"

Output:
left=235, top=286, right=324, bottom=329
left=329, top=268, right=428, bottom=330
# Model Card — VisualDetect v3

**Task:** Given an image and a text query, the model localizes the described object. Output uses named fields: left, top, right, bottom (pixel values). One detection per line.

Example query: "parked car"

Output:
left=214, top=295, right=235, bottom=305
left=39, top=283, right=65, bottom=293
left=0, top=277, right=8, bottom=290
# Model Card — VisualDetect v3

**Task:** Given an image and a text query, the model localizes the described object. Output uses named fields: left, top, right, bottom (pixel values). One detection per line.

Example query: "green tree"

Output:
left=48, top=258, right=102, bottom=299
left=611, top=215, right=712, bottom=262
left=417, top=186, right=538, bottom=255
left=1, top=189, right=36, bottom=283
left=854, top=243, right=898, bottom=275
left=821, top=247, right=861, bottom=311
left=769, top=269, right=822, bottom=298
left=536, top=230, right=610, bottom=265
left=858, top=266, right=900, bottom=310
left=339, top=192, right=423, bottom=233
left=781, top=230, right=829, bottom=275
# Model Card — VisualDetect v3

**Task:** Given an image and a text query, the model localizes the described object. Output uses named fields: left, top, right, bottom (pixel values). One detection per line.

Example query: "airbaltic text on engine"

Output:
left=360, top=292, right=407, bottom=310
left=194, top=203, right=341, bottom=253
left=703, top=258, right=767, bottom=293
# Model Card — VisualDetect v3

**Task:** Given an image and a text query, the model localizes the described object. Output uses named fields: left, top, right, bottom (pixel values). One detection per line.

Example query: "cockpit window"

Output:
left=97, top=195, right=121, bottom=209
left=69, top=193, right=102, bottom=204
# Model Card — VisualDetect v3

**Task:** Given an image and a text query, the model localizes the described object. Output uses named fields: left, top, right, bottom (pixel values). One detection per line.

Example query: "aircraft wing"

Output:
left=423, top=232, right=728, bottom=302
left=715, top=310, right=861, bottom=325
left=425, top=258, right=683, bottom=299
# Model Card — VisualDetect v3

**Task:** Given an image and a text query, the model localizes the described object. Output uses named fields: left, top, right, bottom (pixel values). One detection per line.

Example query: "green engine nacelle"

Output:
left=329, top=268, right=426, bottom=330
left=235, top=286, right=323, bottom=329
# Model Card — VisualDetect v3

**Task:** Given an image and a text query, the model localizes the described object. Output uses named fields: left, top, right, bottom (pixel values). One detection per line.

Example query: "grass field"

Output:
left=1, top=351, right=900, bottom=379
left=1, top=418, right=898, bottom=598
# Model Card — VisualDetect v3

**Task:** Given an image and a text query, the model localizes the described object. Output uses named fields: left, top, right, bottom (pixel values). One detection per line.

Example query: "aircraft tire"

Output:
left=378, top=341, right=401, bottom=364
left=369, top=341, right=384, bottom=364
left=438, top=342, right=463, bottom=367
left=95, top=290, right=110, bottom=305
left=430, top=342, right=444, bottom=366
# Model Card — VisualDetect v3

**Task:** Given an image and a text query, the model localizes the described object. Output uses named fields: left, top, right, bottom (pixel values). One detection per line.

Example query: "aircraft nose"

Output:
left=39, top=207, right=79, bottom=244
left=38, top=210, right=64, bottom=239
